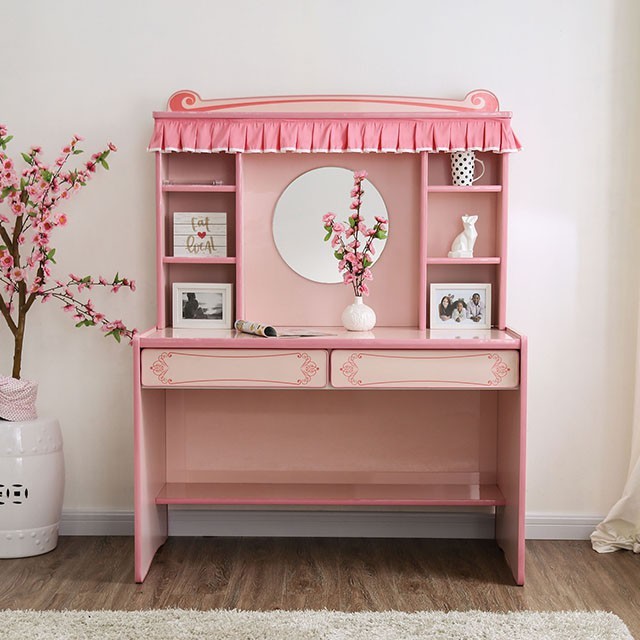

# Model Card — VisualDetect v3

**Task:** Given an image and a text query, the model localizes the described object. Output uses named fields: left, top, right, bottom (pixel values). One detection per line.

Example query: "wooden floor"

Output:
left=0, top=537, right=638, bottom=637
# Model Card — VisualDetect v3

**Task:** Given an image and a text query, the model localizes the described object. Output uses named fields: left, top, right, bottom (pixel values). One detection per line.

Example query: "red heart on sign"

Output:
left=197, top=231, right=206, bottom=239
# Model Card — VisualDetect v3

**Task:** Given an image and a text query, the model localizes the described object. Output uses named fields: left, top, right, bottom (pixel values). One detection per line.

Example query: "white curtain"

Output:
left=591, top=324, right=640, bottom=552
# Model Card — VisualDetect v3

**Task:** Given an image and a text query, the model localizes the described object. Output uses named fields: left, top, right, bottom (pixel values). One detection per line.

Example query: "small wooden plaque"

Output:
left=173, top=212, right=227, bottom=257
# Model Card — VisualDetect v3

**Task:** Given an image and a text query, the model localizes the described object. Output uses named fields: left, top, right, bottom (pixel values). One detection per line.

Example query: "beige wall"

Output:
left=1, top=0, right=639, bottom=523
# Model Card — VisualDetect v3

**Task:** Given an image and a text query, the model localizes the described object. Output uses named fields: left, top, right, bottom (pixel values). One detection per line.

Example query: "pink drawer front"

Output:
left=331, top=350, right=519, bottom=389
left=142, top=349, right=328, bottom=388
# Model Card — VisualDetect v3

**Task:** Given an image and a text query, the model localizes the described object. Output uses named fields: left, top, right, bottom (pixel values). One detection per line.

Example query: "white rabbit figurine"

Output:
left=448, top=214, right=478, bottom=258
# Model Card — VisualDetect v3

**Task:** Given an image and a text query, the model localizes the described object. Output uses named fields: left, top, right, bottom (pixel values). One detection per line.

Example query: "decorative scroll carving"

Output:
left=339, top=353, right=364, bottom=387
left=149, top=352, right=173, bottom=385
left=147, top=351, right=322, bottom=387
left=488, top=353, right=511, bottom=386
left=167, top=90, right=501, bottom=114
left=296, top=353, right=321, bottom=385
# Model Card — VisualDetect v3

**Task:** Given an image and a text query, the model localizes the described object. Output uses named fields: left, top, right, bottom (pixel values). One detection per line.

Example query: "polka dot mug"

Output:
left=450, top=151, right=485, bottom=186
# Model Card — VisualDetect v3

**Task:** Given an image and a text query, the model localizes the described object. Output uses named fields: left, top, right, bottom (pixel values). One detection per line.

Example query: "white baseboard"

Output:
left=59, top=509, right=603, bottom=541
left=524, top=514, right=602, bottom=540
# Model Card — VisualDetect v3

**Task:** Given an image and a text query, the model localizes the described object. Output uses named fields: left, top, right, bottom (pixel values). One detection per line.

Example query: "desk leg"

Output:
left=134, top=344, right=168, bottom=583
left=496, top=340, right=527, bottom=585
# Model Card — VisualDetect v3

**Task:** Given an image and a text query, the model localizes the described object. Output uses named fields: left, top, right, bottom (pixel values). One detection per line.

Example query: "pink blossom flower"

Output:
left=358, top=283, right=370, bottom=296
left=1, top=254, right=14, bottom=269
left=343, top=272, right=355, bottom=284
left=63, top=304, right=74, bottom=313
left=11, top=267, right=25, bottom=281
left=108, top=142, right=117, bottom=152
left=375, top=216, right=388, bottom=224
left=57, top=213, right=68, bottom=226
left=332, top=222, right=345, bottom=233
left=353, top=170, right=368, bottom=180
left=322, top=213, right=336, bottom=224
left=331, top=234, right=341, bottom=248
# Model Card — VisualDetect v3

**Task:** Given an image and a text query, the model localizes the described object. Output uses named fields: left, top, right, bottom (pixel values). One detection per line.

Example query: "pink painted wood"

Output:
left=330, top=349, right=519, bottom=389
left=419, top=152, right=428, bottom=330
left=155, top=482, right=506, bottom=506
left=138, top=92, right=525, bottom=586
left=235, top=153, right=244, bottom=320
left=165, top=90, right=504, bottom=114
left=497, top=154, right=510, bottom=330
left=138, top=327, right=521, bottom=350
left=495, top=329, right=527, bottom=585
left=141, top=349, right=328, bottom=388
left=133, top=335, right=168, bottom=582
left=155, top=153, right=166, bottom=328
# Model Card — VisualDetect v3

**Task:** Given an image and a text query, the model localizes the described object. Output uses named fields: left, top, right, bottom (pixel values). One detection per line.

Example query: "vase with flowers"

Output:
left=0, top=126, right=136, bottom=557
left=322, top=170, right=388, bottom=331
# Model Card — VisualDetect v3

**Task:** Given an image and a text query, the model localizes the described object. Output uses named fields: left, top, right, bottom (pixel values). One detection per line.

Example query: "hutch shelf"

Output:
left=134, top=90, right=526, bottom=584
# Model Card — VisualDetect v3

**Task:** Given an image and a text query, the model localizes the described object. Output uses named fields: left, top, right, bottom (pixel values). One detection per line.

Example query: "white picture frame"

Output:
left=172, top=283, right=233, bottom=329
left=430, top=283, right=492, bottom=330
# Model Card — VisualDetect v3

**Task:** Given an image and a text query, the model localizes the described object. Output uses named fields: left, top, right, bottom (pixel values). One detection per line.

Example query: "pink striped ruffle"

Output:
left=148, top=118, right=521, bottom=154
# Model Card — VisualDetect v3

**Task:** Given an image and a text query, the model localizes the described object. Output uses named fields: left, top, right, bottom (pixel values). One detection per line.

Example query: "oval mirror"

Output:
left=273, top=167, right=389, bottom=284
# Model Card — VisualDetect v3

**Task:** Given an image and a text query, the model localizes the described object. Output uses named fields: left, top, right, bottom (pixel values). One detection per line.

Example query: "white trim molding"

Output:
left=60, top=509, right=603, bottom=540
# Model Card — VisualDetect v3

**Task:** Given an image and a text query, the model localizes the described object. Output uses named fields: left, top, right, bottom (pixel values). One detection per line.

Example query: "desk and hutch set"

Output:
left=134, top=90, right=526, bottom=584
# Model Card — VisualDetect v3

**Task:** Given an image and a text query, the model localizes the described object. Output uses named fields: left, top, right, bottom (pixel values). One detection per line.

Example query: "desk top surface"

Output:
left=137, top=326, right=522, bottom=350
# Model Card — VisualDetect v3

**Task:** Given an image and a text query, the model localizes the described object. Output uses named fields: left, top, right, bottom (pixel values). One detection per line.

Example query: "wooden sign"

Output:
left=173, top=212, right=227, bottom=257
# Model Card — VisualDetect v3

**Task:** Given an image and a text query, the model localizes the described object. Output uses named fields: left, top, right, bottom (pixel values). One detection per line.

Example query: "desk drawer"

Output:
left=142, top=349, right=328, bottom=388
left=331, top=350, right=519, bottom=389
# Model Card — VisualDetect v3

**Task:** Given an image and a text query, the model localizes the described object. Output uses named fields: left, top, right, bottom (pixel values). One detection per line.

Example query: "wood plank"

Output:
left=0, top=538, right=638, bottom=638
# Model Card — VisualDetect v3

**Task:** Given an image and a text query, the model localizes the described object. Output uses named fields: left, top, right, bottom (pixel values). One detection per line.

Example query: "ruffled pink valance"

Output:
left=148, top=117, right=521, bottom=154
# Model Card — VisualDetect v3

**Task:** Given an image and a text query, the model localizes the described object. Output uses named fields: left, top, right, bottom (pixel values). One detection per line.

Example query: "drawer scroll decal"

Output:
left=142, top=349, right=327, bottom=388
left=332, top=350, right=519, bottom=389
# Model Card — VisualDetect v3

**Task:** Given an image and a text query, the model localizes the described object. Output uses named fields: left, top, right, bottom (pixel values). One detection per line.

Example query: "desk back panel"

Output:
left=242, top=153, right=420, bottom=327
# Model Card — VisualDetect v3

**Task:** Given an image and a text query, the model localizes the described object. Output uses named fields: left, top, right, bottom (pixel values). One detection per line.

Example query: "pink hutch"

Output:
left=134, top=90, right=526, bottom=584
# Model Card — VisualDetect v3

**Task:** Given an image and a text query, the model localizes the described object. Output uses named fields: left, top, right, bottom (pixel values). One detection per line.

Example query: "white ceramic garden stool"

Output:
left=0, top=417, right=65, bottom=558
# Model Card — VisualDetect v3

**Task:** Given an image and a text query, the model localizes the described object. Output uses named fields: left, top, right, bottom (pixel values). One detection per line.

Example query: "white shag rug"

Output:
left=0, top=609, right=633, bottom=640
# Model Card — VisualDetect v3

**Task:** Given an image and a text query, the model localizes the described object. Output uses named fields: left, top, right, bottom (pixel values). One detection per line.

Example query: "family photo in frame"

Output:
left=172, top=283, right=233, bottom=329
left=430, top=283, right=492, bottom=330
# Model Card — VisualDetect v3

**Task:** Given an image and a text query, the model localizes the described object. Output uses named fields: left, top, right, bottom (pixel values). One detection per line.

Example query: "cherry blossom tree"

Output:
left=0, top=126, right=136, bottom=380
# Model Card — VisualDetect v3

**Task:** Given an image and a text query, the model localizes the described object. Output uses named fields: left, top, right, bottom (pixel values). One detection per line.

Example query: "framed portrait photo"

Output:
left=430, top=283, right=492, bottom=330
left=172, top=283, right=233, bottom=329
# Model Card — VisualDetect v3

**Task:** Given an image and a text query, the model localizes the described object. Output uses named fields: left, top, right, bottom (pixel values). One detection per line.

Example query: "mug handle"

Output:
left=472, top=158, right=485, bottom=183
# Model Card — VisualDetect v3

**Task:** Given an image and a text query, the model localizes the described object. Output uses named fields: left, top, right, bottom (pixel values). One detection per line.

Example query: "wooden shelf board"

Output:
left=162, top=184, right=236, bottom=193
left=156, top=482, right=506, bottom=507
left=427, top=257, right=501, bottom=265
left=427, top=185, right=502, bottom=193
left=163, top=257, right=236, bottom=265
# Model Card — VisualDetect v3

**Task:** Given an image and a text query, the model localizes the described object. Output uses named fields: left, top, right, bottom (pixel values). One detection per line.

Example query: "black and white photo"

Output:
left=173, top=283, right=233, bottom=329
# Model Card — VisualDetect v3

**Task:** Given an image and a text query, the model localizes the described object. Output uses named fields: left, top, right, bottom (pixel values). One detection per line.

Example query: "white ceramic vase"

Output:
left=0, top=417, right=65, bottom=558
left=341, top=296, right=376, bottom=331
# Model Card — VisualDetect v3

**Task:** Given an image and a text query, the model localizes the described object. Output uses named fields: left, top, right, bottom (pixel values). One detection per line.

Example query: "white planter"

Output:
left=341, top=297, right=376, bottom=331
left=0, top=417, right=65, bottom=558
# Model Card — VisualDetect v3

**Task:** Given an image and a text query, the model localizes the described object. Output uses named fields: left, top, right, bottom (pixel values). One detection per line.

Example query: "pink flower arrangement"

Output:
left=0, top=126, right=136, bottom=380
left=322, top=170, right=388, bottom=297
